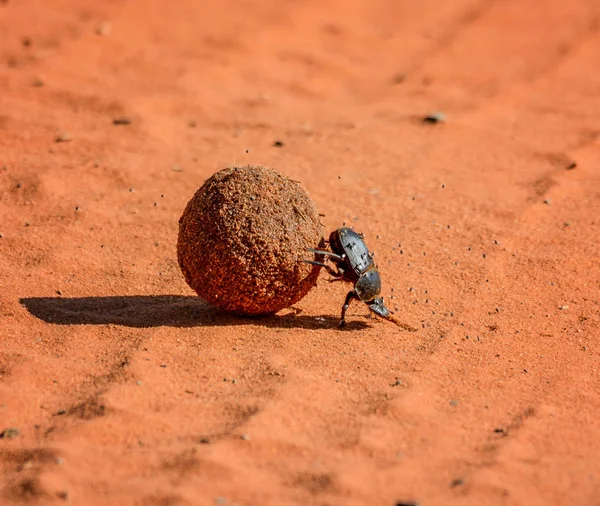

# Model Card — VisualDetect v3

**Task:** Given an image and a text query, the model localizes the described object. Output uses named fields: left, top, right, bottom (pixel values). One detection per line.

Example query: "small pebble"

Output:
left=96, top=22, right=112, bottom=36
left=0, top=427, right=20, bottom=439
left=273, top=140, right=284, bottom=147
left=240, top=434, right=250, bottom=441
left=391, top=72, right=406, bottom=84
left=423, top=111, right=446, bottom=124
left=450, top=478, right=465, bottom=488
left=54, top=133, right=71, bottom=143
left=113, top=116, right=132, bottom=126
left=558, top=305, right=569, bottom=310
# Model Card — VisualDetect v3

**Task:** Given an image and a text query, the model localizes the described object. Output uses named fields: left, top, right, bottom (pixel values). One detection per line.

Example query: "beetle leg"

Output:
left=306, top=248, right=344, bottom=260
left=339, top=291, right=358, bottom=327
left=324, top=266, right=343, bottom=278
left=304, top=260, right=343, bottom=278
left=303, top=260, right=329, bottom=268
left=304, top=260, right=334, bottom=274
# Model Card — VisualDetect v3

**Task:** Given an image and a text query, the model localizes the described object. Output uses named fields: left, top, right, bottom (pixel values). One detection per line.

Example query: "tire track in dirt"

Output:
left=403, top=0, right=497, bottom=75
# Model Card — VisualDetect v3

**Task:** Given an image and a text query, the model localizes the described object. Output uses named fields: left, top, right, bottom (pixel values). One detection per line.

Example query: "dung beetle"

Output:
left=305, top=227, right=394, bottom=327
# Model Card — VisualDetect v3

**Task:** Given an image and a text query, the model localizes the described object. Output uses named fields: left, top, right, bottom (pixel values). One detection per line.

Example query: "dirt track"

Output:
left=1, top=1, right=600, bottom=505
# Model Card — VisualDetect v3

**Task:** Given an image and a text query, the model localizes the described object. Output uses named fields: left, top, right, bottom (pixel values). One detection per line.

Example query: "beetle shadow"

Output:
left=19, top=295, right=370, bottom=330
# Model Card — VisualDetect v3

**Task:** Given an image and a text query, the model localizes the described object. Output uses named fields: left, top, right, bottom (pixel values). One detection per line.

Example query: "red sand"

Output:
left=1, top=1, right=600, bottom=505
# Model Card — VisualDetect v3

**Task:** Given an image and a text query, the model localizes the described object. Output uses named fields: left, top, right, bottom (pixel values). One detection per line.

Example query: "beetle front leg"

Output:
left=339, top=290, right=358, bottom=328
left=303, top=260, right=342, bottom=279
left=307, top=248, right=345, bottom=260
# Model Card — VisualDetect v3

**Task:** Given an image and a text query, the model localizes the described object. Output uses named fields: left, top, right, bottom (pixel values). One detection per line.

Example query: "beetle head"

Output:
left=368, top=297, right=391, bottom=319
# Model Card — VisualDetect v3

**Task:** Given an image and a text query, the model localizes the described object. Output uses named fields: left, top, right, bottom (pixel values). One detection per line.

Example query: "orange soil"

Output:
left=1, top=1, right=600, bottom=505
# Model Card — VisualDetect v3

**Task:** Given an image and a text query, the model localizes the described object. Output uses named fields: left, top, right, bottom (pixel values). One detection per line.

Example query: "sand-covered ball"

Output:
left=177, top=165, right=323, bottom=315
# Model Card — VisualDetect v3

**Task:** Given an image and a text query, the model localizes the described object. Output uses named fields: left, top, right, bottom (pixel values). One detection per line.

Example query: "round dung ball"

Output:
left=177, top=165, right=323, bottom=315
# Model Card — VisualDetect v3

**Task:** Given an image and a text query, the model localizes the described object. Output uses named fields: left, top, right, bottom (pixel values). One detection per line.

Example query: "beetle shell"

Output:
left=330, top=228, right=374, bottom=276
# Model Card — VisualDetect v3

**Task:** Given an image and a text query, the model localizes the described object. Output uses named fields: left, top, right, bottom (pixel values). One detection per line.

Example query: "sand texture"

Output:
left=1, top=1, right=600, bottom=505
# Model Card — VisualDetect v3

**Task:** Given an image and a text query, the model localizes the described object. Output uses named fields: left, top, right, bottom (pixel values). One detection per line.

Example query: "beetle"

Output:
left=305, top=227, right=394, bottom=327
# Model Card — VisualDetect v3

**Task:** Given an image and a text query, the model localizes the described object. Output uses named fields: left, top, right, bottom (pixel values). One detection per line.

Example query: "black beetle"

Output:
left=305, top=227, right=393, bottom=327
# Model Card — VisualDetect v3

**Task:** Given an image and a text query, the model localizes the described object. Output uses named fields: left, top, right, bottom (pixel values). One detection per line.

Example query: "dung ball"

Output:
left=177, top=165, right=323, bottom=315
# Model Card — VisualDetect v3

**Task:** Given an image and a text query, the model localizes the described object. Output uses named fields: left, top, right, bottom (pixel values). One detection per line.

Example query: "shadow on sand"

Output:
left=19, top=295, right=370, bottom=330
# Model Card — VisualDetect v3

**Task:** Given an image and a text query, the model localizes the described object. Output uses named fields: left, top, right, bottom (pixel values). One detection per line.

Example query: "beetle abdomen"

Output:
left=355, top=268, right=382, bottom=302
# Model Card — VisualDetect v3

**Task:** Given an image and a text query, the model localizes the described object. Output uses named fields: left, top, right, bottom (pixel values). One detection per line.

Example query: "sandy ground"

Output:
left=1, top=0, right=600, bottom=505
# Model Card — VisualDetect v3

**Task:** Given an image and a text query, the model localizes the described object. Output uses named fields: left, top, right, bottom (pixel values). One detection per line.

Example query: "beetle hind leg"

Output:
left=339, top=291, right=358, bottom=328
